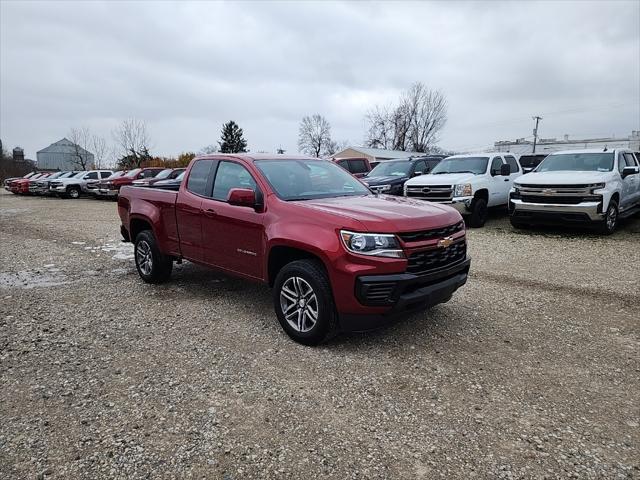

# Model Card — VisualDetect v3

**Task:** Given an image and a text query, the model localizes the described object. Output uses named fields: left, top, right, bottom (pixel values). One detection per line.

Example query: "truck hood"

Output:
left=515, top=171, right=612, bottom=185
left=294, top=195, right=461, bottom=233
left=52, top=178, right=82, bottom=184
left=406, top=172, right=477, bottom=185
left=363, top=175, right=408, bottom=186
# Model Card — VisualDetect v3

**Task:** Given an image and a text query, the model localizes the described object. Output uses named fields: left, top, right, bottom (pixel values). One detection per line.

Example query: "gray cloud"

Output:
left=1, top=0, right=638, bottom=159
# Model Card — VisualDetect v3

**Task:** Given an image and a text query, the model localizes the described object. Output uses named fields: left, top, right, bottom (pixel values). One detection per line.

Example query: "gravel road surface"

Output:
left=1, top=191, right=638, bottom=479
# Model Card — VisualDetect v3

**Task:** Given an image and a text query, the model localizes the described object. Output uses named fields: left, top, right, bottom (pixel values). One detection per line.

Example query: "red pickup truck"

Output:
left=118, top=154, right=470, bottom=345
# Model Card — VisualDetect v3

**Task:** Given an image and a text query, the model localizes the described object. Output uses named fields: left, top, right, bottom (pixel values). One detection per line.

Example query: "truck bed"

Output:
left=118, top=185, right=181, bottom=257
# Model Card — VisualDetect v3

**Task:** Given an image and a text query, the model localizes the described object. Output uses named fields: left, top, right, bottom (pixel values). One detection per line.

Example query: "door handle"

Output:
left=504, top=178, right=510, bottom=182
left=202, top=208, right=217, bottom=217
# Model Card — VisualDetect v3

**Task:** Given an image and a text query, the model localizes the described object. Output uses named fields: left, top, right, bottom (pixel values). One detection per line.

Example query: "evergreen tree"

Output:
left=218, top=121, right=248, bottom=153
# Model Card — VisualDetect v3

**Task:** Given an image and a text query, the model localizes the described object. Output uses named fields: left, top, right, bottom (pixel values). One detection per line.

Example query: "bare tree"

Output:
left=199, top=144, right=219, bottom=154
left=68, top=127, right=92, bottom=170
left=91, top=135, right=108, bottom=169
left=298, top=114, right=332, bottom=157
left=112, top=118, right=151, bottom=168
left=325, top=139, right=349, bottom=156
left=365, top=83, right=447, bottom=153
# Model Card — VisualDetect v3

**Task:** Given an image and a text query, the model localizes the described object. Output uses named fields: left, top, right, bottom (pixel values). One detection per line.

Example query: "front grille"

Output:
left=398, top=221, right=464, bottom=242
left=405, top=185, right=452, bottom=201
left=49, top=182, right=63, bottom=188
left=519, top=195, right=601, bottom=205
left=407, top=241, right=467, bottom=275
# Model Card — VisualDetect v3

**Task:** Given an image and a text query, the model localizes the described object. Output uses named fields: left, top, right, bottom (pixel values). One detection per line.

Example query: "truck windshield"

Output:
left=430, top=157, right=488, bottom=175
left=125, top=168, right=142, bottom=178
left=536, top=153, right=614, bottom=172
left=255, top=159, right=370, bottom=201
left=154, top=169, right=173, bottom=180
left=368, top=160, right=412, bottom=177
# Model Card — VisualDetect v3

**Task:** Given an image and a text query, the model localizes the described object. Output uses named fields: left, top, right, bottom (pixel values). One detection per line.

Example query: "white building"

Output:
left=494, top=130, right=640, bottom=155
left=37, top=138, right=94, bottom=170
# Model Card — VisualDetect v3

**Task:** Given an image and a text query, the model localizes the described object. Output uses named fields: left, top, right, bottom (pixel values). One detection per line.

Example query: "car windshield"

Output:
left=536, top=153, right=614, bottom=172
left=368, top=161, right=412, bottom=177
left=125, top=168, right=142, bottom=178
left=430, top=157, right=488, bottom=175
left=106, top=171, right=125, bottom=180
left=153, top=169, right=173, bottom=180
left=174, top=171, right=185, bottom=181
left=46, top=172, right=63, bottom=179
left=256, top=159, right=370, bottom=201
left=71, top=171, right=86, bottom=178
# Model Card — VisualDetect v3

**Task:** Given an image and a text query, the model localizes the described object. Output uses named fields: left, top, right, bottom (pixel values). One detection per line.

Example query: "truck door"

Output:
left=200, top=160, right=265, bottom=280
left=175, top=159, right=216, bottom=262
left=619, top=152, right=640, bottom=210
left=488, top=156, right=511, bottom=206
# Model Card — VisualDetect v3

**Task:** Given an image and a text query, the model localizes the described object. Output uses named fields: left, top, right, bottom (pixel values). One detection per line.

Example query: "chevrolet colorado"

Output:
left=509, top=149, right=640, bottom=233
left=118, top=155, right=471, bottom=345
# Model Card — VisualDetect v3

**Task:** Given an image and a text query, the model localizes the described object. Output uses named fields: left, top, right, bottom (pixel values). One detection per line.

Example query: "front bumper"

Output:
left=509, top=198, right=604, bottom=223
left=339, top=256, right=471, bottom=332
left=95, top=188, right=119, bottom=198
left=49, top=185, right=68, bottom=193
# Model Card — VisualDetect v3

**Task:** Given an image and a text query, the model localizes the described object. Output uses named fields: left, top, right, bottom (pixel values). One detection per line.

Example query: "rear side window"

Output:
left=505, top=155, right=519, bottom=173
left=212, top=161, right=257, bottom=201
left=348, top=159, right=369, bottom=174
left=623, top=153, right=638, bottom=167
left=187, top=160, right=215, bottom=196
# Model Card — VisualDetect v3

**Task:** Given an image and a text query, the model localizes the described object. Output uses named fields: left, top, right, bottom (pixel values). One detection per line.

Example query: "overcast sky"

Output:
left=1, top=0, right=639, bottom=160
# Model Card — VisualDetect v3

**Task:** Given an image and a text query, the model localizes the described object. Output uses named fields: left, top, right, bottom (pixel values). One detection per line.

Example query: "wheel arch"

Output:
left=267, top=244, right=329, bottom=287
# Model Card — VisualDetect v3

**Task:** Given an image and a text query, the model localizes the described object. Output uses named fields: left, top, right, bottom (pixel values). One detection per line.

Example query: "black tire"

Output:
left=134, top=230, right=173, bottom=283
left=67, top=186, right=81, bottom=199
left=467, top=197, right=488, bottom=228
left=599, top=199, right=618, bottom=235
left=273, top=259, right=338, bottom=346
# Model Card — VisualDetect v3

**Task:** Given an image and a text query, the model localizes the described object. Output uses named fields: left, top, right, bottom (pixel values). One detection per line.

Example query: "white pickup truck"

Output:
left=403, top=153, right=522, bottom=227
left=49, top=169, right=113, bottom=199
left=509, top=149, right=640, bottom=234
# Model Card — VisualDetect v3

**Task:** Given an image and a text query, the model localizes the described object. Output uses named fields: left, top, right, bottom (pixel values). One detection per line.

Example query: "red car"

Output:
left=9, top=173, right=50, bottom=194
left=118, top=155, right=470, bottom=345
left=4, top=171, right=37, bottom=191
left=94, top=167, right=165, bottom=198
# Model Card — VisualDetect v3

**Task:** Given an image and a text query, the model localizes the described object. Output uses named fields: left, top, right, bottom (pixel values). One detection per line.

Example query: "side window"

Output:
left=100, top=171, right=111, bottom=179
left=85, top=172, right=98, bottom=180
left=624, top=153, right=638, bottom=167
left=490, top=157, right=503, bottom=174
left=505, top=155, right=519, bottom=173
left=143, top=170, right=157, bottom=178
left=349, top=159, right=368, bottom=174
left=617, top=154, right=627, bottom=173
left=413, top=160, right=427, bottom=174
left=212, top=161, right=257, bottom=201
left=187, top=160, right=215, bottom=196
left=337, top=160, right=348, bottom=169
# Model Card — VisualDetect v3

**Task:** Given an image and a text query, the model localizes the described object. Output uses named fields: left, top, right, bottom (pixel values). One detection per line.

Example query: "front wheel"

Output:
left=273, top=260, right=337, bottom=346
left=67, top=186, right=81, bottom=199
left=599, top=199, right=618, bottom=235
left=467, top=197, right=488, bottom=228
left=134, top=230, right=173, bottom=283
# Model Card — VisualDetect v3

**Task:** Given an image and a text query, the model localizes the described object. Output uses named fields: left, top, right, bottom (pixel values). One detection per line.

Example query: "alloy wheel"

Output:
left=279, top=277, right=318, bottom=333
left=136, top=240, right=153, bottom=275
left=606, top=204, right=617, bottom=231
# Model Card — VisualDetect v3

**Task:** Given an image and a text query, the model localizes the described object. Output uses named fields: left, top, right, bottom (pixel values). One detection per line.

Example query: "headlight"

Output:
left=454, top=183, right=472, bottom=197
left=590, top=182, right=606, bottom=192
left=377, top=184, right=392, bottom=192
left=340, top=231, right=404, bottom=258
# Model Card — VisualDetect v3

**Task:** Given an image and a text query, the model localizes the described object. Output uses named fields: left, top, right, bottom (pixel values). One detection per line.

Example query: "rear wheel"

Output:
left=134, top=230, right=173, bottom=283
left=467, top=197, right=488, bottom=228
left=599, top=199, right=618, bottom=235
left=273, top=260, right=337, bottom=346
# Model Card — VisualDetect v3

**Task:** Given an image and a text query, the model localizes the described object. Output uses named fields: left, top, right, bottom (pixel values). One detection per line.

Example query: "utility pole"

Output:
left=532, top=116, right=542, bottom=153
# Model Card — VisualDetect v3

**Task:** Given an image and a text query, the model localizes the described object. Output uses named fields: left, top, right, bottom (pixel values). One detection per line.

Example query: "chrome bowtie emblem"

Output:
left=437, top=236, right=453, bottom=248
left=542, top=188, right=554, bottom=195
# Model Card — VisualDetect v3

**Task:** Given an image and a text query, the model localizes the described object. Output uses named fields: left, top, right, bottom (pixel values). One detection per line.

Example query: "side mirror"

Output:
left=622, top=166, right=639, bottom=178
left=500, top=164, right=511, bottom=176
left=227, top=188, right=256, bottom=207
left=413, top=171, right=423, bottom=177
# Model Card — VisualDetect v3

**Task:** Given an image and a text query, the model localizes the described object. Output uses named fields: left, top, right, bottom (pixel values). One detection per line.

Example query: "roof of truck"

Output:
left=196, top=153, right=320, bottom=162
left=547, top=148, right=630, bottom=155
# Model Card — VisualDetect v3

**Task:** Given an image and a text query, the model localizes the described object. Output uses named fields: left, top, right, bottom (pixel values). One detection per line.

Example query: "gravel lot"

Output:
left=1, top=190, right=639, bottom=479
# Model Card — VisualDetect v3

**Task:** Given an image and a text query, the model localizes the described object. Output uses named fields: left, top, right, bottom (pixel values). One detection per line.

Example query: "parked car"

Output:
left=363, top=156, right=446, bottom=195
left=31, top=171, right=77, bottom=194
left=404, top=153, right=523, bottom=227
left=49, top=170, right=113, bottom=198
left=4, top=172, right=37, bottom=191
left=152, top=171, right=185, bottom=190
left=9, top=173, right=50, bottom=194
left=118, top=155, right=471, bottom=345
left=132, top=168, right=186, bottom=187
left=331, top=157, right=372, bottom=178
left=518, top=153, right=548, bottom=173
left=87, top=171, right=127, bottom=196
left=509, top=149, right=640, bottom=234
left=94, top=167, right=165, bottom=199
